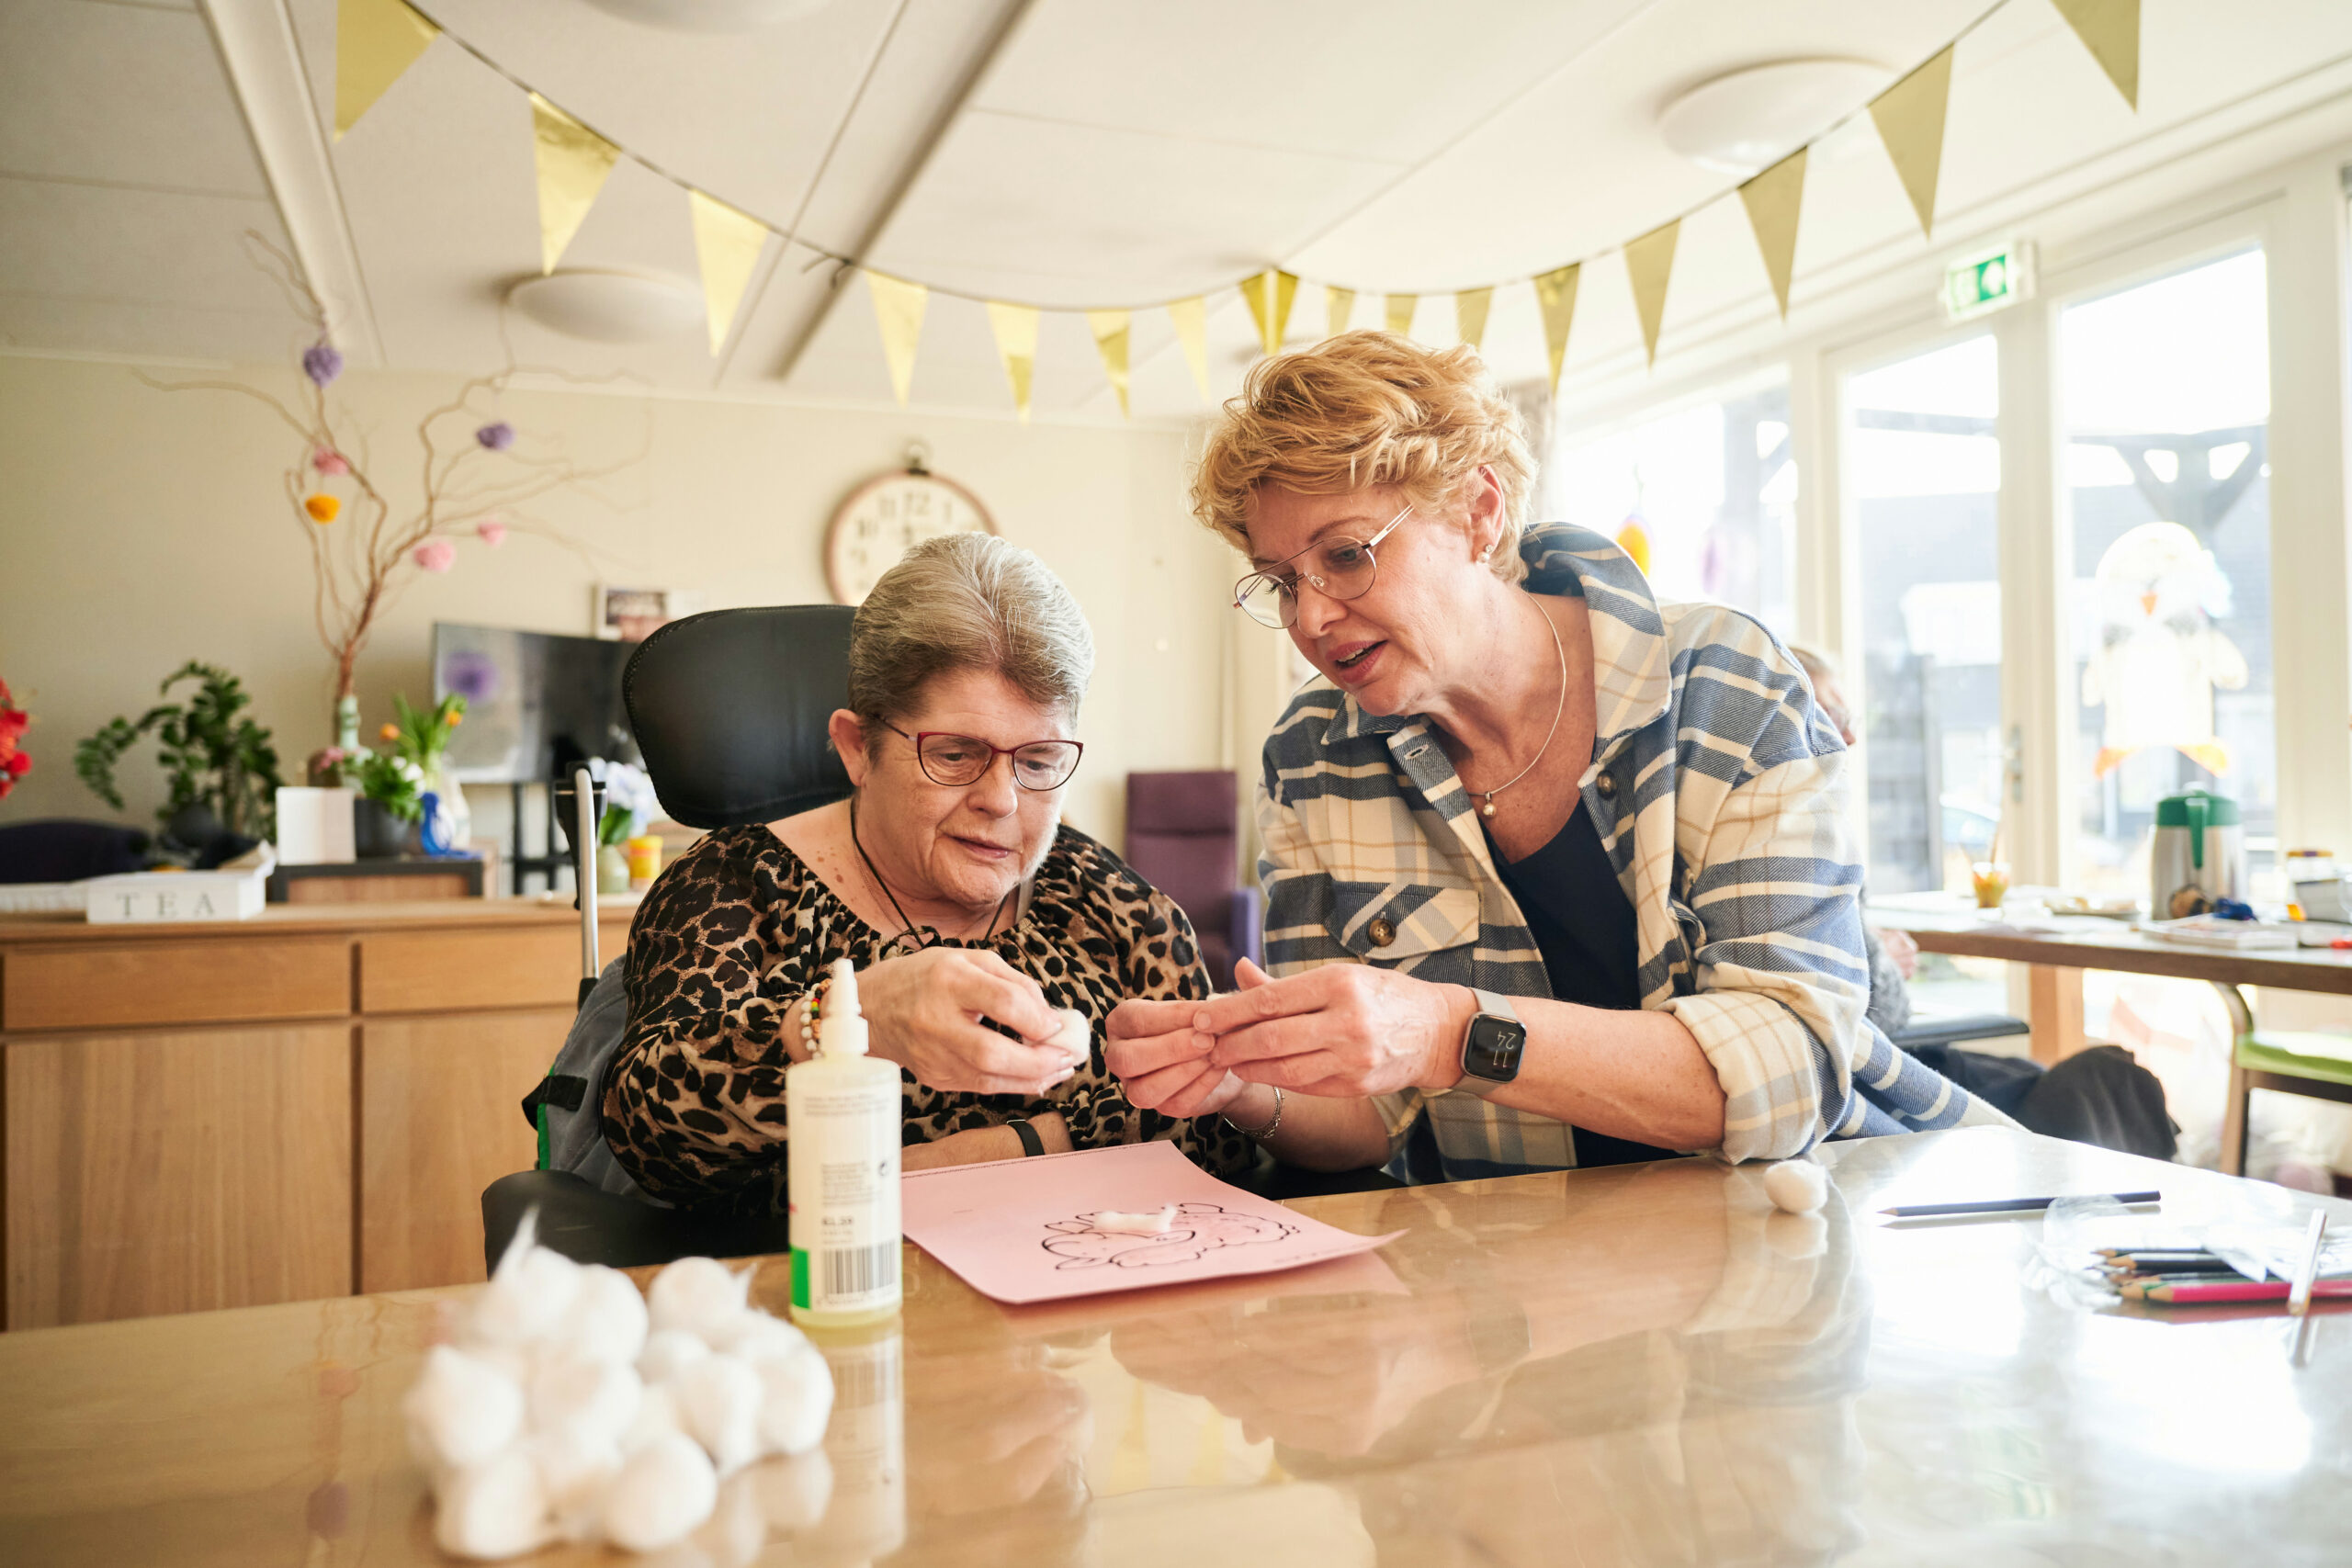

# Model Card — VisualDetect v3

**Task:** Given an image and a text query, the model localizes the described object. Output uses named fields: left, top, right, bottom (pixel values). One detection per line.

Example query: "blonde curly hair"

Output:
left=1189, top=331, right=1535, bottom=583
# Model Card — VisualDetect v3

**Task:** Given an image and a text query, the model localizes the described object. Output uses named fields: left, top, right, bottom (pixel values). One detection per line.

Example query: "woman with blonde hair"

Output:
left=1106, top=332, right=2006, bottom=1179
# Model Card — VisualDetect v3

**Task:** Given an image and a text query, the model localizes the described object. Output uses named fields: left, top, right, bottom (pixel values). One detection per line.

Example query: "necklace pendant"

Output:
left=1480, top=797, right=1497, bottom=818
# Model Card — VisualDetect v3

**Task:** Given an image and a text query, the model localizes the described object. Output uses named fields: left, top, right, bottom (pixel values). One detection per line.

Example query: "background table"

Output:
left=4, top=1127, right=2346, bottom=1566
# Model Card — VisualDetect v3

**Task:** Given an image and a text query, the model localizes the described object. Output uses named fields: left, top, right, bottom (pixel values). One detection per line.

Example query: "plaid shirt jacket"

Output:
left=1257, top=524, right=2008, bottom=1179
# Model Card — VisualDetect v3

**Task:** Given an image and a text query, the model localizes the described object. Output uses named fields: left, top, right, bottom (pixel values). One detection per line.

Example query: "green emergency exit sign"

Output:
left=1943, top=241, right=2034, bottom=321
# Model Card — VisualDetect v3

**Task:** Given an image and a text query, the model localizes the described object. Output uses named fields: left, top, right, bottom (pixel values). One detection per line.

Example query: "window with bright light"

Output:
left=1549, top=382, right=1796, bottom=637
left=2061, top=248, right=2275, bottom=904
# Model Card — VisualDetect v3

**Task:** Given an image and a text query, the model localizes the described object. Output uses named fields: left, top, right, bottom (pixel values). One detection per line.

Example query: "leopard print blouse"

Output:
left=601, top=820, right=1257, bottom=1214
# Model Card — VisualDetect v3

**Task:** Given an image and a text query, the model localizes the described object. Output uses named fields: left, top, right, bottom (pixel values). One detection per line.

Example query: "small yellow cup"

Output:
left=1970, top=861, right=2010, bottom=909
left=624, top=835, right=662, bottom=890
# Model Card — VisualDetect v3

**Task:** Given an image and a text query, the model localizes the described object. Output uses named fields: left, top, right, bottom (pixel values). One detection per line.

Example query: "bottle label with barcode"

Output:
left=787, top=1077, right=902, bottom=1314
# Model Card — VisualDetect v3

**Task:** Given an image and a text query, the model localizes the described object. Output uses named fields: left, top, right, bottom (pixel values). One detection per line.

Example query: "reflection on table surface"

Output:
left=4, top=1127, right=2349, bottom=1566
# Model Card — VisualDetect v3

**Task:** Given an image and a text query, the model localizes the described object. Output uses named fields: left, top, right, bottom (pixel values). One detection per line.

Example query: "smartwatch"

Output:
left=1455, top=988, right=1526, bottom=1097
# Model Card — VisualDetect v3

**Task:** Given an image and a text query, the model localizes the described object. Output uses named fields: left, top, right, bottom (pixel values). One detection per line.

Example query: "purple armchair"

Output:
left=1124, top=771, right=1263, bottom=992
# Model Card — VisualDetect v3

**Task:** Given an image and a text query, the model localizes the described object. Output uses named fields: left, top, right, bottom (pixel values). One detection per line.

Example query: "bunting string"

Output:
left=344, top=0, right=2137, bottom=402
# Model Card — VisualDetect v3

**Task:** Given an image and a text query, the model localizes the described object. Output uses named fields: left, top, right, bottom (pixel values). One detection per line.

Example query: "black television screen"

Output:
left=432, top=622, right=639, bottom=784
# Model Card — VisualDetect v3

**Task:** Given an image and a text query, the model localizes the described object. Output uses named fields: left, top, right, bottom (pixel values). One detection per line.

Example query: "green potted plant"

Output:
left=347, top=749, right=425, bottom=859
left=75, top=661, right=283, bottom=859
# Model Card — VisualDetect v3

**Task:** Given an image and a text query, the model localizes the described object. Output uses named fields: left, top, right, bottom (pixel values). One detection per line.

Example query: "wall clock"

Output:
left=824, top=450, right=995, bottom=604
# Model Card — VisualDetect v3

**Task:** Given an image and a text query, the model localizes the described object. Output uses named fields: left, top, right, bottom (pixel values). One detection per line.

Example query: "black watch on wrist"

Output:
left=1455, top=988, right=1526, bottom=1097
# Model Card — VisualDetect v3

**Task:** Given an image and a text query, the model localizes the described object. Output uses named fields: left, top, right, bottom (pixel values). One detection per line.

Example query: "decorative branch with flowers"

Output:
left=140, top=235, right=640, bottom=776
left=0, top=680, right=31, bottom=802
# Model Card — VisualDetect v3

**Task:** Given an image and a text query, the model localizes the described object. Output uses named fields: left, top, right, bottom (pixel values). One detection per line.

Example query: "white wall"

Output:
left=0, top=355, right=1235, bottom=861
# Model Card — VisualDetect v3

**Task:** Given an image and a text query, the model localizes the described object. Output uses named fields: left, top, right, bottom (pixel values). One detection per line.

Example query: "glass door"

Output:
left=1845, top=334, right=2004, bottom=897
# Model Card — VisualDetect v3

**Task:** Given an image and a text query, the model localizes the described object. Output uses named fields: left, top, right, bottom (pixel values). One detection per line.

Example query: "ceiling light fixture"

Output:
left=1657, top=59, right=1894, bottom=176
left=580, top=0, right=836, bottom=31
left=507, top=271, right=703, bottom=343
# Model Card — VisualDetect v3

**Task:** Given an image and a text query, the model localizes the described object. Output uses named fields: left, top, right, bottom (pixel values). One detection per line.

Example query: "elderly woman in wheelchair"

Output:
left=601, top=533, right=1385, bottom=1214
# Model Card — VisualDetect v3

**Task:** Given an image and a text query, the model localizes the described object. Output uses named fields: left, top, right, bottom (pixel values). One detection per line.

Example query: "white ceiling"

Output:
left=5, top=0, right=2352, bottom=420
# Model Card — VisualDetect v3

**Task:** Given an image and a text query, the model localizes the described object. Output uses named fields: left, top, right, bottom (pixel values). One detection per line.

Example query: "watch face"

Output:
left=826, top=472, right=993, bottom=604
left=1465, top=1013, right=1526, bottom=1081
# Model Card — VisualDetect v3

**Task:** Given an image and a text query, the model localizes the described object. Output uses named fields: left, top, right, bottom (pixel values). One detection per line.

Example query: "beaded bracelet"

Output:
left=796, top=977, right=829, bottom=1053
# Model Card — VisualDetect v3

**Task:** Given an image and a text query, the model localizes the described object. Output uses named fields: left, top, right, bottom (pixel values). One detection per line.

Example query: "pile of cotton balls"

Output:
left=403, top=1222, right=834, bottom=1561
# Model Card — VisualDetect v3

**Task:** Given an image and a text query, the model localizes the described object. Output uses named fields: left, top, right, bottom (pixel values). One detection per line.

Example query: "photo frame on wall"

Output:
left=594, top=585, right=707, bottom=643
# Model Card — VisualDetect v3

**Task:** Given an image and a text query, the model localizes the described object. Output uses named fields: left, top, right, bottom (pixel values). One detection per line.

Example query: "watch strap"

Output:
left=1456, top=988, right=1527, bottom=1098
left=1005, top=1116, right=1045, bottom=1157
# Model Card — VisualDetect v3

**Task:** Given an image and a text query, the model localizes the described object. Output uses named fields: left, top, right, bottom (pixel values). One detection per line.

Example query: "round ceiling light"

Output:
left=580, top=0, right=836, bottom=30
left=507, top=270, right=704, bottom=344
left=1657, top=59, right=1894, bottom=176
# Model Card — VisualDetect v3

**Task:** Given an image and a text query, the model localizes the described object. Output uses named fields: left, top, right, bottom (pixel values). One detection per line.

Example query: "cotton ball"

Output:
left=528, top=1428, right=621, bottom=1543
left=1046, top=1008, right=1091, bottom=1065
left=603, top=1431, right=719, bottom=1551
left=404, top=1345, right=526, bottom=1472
left=466, top=1244, right=585, bottom=1349
left=649, top=1257, right=752, bottom=1342
left=676, top=1353, right=765, bottom=1474
left=528, top=1352, right=641, bottom=1450
left=434, top=1448, right=556, bottom=1561
left=750, top=1449, right=833, bottom=1532
left=639, top=1327, right=713, bottom=1385
left=1762, top=1158, right=1828, bottom=1215
left=715, top=1308, right=808, bottom=1366
left=752, top=1341, right=835, bottom=1458
left=560, top=1264, right=650, bottom=1365
left=622, top=1381, right=685, bottom=1454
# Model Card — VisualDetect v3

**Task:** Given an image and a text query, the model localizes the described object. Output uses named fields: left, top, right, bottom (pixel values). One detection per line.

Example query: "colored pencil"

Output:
left=1881, top=1190, right=2161, bottom=1218
left=2288, top=1212, right=2329, bottom=1316
left=2124, top=1279, right=2352, bottom=1304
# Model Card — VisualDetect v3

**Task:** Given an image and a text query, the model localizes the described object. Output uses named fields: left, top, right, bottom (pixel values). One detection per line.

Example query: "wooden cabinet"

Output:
left=0, top=898, right=639, bottom=1328
left=5, top=1024, right=353, bottom=1329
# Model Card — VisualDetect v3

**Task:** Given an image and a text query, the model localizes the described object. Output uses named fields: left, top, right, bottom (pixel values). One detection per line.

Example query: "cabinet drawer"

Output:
left=359, top=919, right=634, bottom=1014
left=2, top=938, right=351, bottom=1032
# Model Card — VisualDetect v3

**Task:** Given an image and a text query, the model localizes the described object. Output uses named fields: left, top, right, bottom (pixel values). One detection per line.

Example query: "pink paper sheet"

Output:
left=900, top=1140, right=1400, bottom=1304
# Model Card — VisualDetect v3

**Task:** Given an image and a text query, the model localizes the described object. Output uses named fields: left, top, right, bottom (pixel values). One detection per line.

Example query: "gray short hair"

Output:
left=846, top=533, right=1094, bottom=722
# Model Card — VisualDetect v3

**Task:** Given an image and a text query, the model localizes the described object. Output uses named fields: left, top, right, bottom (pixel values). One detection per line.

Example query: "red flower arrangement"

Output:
left=0, top=680, right=31, bottom=802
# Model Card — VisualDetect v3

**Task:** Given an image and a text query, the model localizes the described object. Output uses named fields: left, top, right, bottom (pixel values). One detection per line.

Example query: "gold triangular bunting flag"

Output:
left=1239, top=271, right=1299, bottom=355
left=334, top=0, right=438, bottom=140
left=687, top=190, right=767, bottom=355
left=1624, top=220, right=1679, bottom=367
left=1454, top=287, right=1492, bottom=350
left=1325, top=286, right=1355, bottom=339
left=1737, top=148, right=1806, bottom=320
left=987, top=302, right=1039, bottom=422
left=1169, top=297, right=1211, bottom=402
left=1870, top=46, right=1955, bottom=238
left=530, top=95, right=620, bottom=275
left=866, top=272, right=926, bottom=406
left=2051, top=0, right=2138, bottom=109
left=1086, top=310, right=1130, bottom=417
left=1533, top=265, right=1579, bottom=391
left=1385, top=294, right=1416, bottom=336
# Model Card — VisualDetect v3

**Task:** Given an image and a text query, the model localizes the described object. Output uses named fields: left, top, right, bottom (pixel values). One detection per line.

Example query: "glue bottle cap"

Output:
left=819, top=957, right=868, bottom=1057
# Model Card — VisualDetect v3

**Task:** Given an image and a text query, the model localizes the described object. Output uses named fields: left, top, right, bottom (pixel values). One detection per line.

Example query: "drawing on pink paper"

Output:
left=900, top=1139, right=1398, bottom=1304
left=1042, top=1203, right=1299, bottom=1270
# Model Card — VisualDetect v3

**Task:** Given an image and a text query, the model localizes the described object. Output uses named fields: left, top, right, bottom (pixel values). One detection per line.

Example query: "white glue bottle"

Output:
left=786, top=958, right=903, bottom=1327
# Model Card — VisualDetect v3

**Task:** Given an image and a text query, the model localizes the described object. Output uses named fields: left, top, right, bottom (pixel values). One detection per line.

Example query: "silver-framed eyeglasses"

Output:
left=1231, top=504, right=1415, bottom=630
left=881, top=720, right=1083, bottom=791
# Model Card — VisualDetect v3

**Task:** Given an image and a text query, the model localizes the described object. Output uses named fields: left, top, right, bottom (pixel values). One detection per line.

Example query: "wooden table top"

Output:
left=0, top=893, right=644, bottom=945
left=4, top=1127, right=2346, bottom=1566
left=1872, top=899, right=2352, bottom=993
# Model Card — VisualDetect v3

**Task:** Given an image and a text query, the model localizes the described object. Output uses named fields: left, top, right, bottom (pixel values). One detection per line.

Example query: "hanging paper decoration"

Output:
left=530, top=95, right=621, bottom=275
left=866, top=272, right=927, bottom=406
left=305, top=494, right=341, bottom=524
left=2052, top=0, right=2139, bottom=109
left=688, top=189, right=767, bottom=355
left=1325, top=286, right=1355, bottom=339
left=1168, top=297, right=1212, bottom=402
left=1532, top=265, right=1579, bottom=392
left=1454, top=287, right=1492, bottom=351
left=1085, top=310, right=1131, bottom=417
left=1738, top=149, right=1807, bottom=320
left=1623, top=220, right=1679, bottom=367
left=2084, top=522, right=2245, bottom=775
left=1871, top=47, right=1955, bottom=238
left=1385, top=294, right=1416, bottom=336
left=1240, top=270, right=1299, bottom=356
left=334, top=0, right=439, bottom=140
left=987, top=302, right=1041, bottom=422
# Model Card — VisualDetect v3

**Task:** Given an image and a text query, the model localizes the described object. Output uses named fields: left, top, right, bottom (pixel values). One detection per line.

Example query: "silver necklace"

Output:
left=1471, top=602, right=1569, bottom=819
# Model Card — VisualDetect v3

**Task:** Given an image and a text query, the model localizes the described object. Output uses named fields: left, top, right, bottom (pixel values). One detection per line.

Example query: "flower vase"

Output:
left=596, top=842, right=630, bottom=897
left=427, top=757, right=471, bottom=850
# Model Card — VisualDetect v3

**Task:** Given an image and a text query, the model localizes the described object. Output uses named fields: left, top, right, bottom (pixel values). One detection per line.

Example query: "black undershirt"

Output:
left=1485, top=804, right=1683, bottom=1169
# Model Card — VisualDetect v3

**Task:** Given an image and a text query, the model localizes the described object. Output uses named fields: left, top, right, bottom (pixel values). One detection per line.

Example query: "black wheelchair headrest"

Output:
left=623, top=604, right=856, bottom=829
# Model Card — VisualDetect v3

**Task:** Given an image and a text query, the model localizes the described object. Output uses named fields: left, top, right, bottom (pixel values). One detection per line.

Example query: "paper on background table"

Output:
left=901, top=1140, right=1401, bottom=1304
